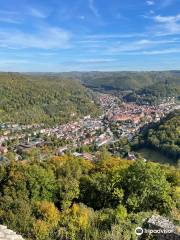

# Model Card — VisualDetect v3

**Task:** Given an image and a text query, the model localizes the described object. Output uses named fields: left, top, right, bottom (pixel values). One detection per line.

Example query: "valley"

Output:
left=0, top=72, right=179, bottom=240
left=0, top=0, right=180, bottom=238
left=0, top=74, right=179, bottom=166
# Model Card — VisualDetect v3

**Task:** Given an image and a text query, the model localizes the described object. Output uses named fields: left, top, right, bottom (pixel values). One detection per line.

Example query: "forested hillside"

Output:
left=77, top=71, right=180, bottom=91
left=132, top=110, right=180, bottom=162
left=0, top=154, right=179, bottom=240
left=55, top=71, right=180, bottom=104
left=124, top=78, right=180, bottom=105
left=0, top=73, right=100, bottom=125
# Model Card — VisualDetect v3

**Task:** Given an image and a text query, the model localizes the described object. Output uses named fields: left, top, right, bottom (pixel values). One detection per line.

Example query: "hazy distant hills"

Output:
left=10, top=70, right=180, bottom=89
left=171, top=70, right=180, bottom=76
left=76, top=71, right=180, bottom=91
left=22, top=70, right=180, bottom=91
left=0, top=73, right=100, bottom=124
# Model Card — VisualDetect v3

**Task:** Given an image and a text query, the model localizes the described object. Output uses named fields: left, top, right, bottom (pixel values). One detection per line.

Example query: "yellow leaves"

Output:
left=60, top=203, right=91, bottom=232
left=172, top=186, right=180, bottom=208
left=115, top=204, right=128, bottom=221
left=170, top=207, right=180, bottom=222
left=81, top=158, right=95, bottom=172
left=0, top=208, right=4, bottom=218
left=52, top=155, right=75, bottom=163
left=173, top=186, right=180, bottom=198
left=112, top=188, right=124, bottom=201
left=51, top=156, right=64, bottom=162
left=39, top=201, right=60, bottom=226
left=97, top=157, right=131, bottom=172
left=50, top=155, right=95, bottom=176
left=51, top=155, right=69, bottom=167
left=72, top=203, right=80, bottom=215
left=78, top=205, right=90, bottom=229
left=79, top=212, right=89, bottom=230
left=71, top=204, right=90, bottom=230
left=176, top=226, right=180, bottom=234
left=33, top=201, right=61, bottom=240
left=35, top=201, right=60, bottom=227
left=33, top=219, right=49, bottom=240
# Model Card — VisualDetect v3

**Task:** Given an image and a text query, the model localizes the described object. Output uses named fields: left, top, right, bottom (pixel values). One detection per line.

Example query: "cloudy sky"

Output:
left=0, top=0, right=180, bottom=71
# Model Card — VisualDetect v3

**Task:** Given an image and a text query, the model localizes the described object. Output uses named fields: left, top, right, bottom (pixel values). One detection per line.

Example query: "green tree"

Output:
left=121, top=160, right=173, bottom=213
left=25, top=164, right=57, bottom=201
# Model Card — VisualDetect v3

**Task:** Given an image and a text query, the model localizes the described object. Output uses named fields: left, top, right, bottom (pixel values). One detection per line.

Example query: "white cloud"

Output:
left=125, top=48, right=180, bottom=55
left=141, top=48, right=180, bottom=55
left=107, top=38, right=178, bottom=53
left=0, top=59, right=30, bottom=64
left=75, top=58, right=116, bottom=64
left=0, top=26, right=72, bottom=49
left=105, top=47, right=180, bottom=56
left=88, top=0, right=100, bottom=17
left=85, top=33, right=145, bottom=39
left=153, top=15, right=180, bottom=23
left=152, top=14, right=180, bottom=35
left=29, top=7, right=48, bottom=18
left=146, top=1, right=155, bottom=6
left=77, top=39, right=105, bottom=44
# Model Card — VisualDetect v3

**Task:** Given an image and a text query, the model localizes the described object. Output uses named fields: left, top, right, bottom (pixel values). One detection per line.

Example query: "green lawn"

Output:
left=136, top=148, right=175, bottom=166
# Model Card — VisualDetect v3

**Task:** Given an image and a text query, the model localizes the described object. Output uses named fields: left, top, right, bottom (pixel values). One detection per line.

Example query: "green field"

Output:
left=136, top=148, right=175, bottom=166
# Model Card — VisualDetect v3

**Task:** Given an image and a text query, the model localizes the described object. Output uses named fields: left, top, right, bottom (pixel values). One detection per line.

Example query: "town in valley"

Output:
left=0, top=93, right=179, bottom=163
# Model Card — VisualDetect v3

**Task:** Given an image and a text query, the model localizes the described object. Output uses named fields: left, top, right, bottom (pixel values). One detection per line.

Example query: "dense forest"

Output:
left=61, top=71, right=180, bottom=104
left=124, top=78, right=180, bottom=105
left=131, top=110, right=180, bottom=163
left=77, top=71, right=180, bottom=90
left=0, top=72, right=179, bottom=125
left=0, top=72, right=180, bottom=239
left=0, top=73, right=100, bottom=125
left=0, top=153, right=179, bottom=240
left=34, top=71, right=180, bottom=91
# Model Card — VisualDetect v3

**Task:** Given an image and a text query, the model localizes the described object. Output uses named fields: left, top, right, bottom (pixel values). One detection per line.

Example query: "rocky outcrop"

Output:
left=147, top=215, right=177, bottom=232
left=139, top=215, right=180, bottom=240
left=0, top=225, right=24, bottom=240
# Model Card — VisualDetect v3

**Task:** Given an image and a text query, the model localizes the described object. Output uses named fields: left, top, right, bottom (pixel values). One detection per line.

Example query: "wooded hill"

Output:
left=124, top=77, right=180, bottom=105
left=0, top=154, right=179, bottom=240
left=132, top=110, right=180, bottom=162
left=62, top=71, right=180, bottom=104
left=73, top=71, right=180, bottom=90
left=0, top=73, right=100, bottom=125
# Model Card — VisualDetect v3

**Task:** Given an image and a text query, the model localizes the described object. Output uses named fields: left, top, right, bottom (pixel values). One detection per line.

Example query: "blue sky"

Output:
left=0, top=0, right=180, bottom=71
